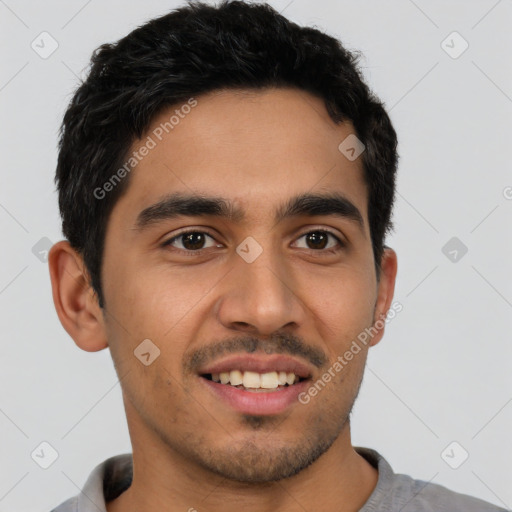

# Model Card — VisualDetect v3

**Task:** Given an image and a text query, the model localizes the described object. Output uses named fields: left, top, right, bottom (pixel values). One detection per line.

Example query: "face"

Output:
left=98, top=87, right=395, bottom=483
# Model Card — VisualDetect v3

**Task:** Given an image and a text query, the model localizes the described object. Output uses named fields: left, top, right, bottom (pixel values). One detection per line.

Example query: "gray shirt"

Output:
left=50, top=447, right=507, bottom=511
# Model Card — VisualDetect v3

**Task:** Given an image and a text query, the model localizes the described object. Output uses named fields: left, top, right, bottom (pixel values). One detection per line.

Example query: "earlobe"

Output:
left=369, top=247, right=398, bottom=347
left=48, top=240, right=108, bottom=352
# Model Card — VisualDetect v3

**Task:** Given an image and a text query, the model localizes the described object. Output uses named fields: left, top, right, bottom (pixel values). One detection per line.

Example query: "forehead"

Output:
left=110, top=87, right=369, bottom=230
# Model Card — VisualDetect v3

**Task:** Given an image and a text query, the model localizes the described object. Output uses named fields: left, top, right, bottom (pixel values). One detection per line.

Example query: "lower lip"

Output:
left=199, top=377, right=310, bottom=415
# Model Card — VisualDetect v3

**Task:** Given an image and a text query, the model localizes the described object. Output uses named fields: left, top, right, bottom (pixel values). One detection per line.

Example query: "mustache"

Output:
left=184, top=332, right=328, bottom=373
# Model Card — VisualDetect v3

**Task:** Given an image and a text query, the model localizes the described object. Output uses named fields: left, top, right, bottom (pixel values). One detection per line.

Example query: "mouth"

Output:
left=200, top=370, right=308, bottom=392
left=197, top=355, right=313, bottom=415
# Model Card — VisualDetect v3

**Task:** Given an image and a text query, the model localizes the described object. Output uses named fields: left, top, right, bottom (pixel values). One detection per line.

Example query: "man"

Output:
left=48, top=1, right=505, bottom=510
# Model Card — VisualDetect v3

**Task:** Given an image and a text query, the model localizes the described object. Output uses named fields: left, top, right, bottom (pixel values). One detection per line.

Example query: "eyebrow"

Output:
left=133, top=191, right=365, bottom=233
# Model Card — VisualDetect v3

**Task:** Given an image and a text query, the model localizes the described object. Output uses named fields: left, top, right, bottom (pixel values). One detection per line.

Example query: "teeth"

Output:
left=208, top=370, right=301, bottom=388
left=243, top=371, right=261, bottom=388
left=286, top=372, right=296, bottom=385
left=260, top=371, right=279, bottom=389
left=229, top=370, right=243, bottom=386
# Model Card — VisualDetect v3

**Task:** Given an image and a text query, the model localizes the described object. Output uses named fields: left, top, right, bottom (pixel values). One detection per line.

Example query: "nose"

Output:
left=215, top=243, right=306, bottom=336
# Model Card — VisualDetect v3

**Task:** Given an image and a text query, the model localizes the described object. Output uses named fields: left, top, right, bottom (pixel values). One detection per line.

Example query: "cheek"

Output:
left=302, top=265, right=376, bottom=347
left=107, top=260, right=224, bottom=340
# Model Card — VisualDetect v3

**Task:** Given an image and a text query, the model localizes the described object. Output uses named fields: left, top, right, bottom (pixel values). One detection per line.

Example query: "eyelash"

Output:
left=161, top=228, right=345, bottom=256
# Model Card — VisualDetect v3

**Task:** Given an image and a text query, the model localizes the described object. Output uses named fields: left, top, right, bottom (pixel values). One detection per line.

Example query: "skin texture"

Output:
left=49, top=87, right=397, bottom=512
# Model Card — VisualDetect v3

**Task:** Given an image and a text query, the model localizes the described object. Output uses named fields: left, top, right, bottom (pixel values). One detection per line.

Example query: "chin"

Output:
left=190, top=422, right=341, bottom=483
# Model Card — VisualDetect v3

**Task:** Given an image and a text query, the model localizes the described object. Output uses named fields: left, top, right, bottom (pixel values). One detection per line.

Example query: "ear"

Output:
left=48, top=240, right=108, bottom=352
left=368, top=247, right=398, bottom=347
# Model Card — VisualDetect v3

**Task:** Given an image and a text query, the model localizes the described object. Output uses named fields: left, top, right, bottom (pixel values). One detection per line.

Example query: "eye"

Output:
left=293, top=230, right=344, bottom=252
left=162, top=230, right=221, bottom=252
left=161, top=228, right=344, bottom=255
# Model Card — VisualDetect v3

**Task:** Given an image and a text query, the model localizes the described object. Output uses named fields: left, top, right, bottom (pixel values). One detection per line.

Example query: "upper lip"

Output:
left=198, top=354, right=313, bottom=379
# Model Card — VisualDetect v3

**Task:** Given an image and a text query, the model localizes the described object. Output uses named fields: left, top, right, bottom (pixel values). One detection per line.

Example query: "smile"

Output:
left=197, top=354, right=314, bottom=415
left=204, top=370, right=303, bottom=390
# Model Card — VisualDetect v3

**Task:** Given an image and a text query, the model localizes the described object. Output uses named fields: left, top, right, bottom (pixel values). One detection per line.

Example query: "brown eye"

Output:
left=181, top=232, right=207, bottom=250
left=163, top=231, right=218, bottom=251
left=294, top=230, right=343, bottom=251
left=305, top=232, right=328, bottom=249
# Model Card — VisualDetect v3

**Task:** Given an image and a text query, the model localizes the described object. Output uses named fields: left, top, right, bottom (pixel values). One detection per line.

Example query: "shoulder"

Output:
left=48, top=453, right=132, bottom=512
left=49, top=495, right=78, bottom=512
left=389, top=472, right=507, bottom=512
left=355, top=447, right=507, bottom=512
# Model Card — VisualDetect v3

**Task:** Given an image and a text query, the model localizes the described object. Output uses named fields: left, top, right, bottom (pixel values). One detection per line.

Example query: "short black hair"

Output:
left=55, top=0, right=399, bottom=309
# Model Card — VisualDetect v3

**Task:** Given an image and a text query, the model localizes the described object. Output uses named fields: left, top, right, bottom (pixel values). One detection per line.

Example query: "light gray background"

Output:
left=1, top=0, right=511, bottom=510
